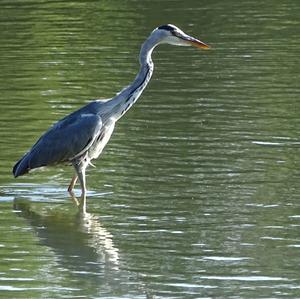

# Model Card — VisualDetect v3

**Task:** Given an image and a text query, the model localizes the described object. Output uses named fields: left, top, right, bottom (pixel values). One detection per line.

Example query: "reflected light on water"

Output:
left=0, top=0, right=299, bottom=298
left=79, top=212, right=119, bottom=269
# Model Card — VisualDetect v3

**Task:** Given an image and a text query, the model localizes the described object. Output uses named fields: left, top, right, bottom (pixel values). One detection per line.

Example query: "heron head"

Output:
left=152, top=24, right=210, bottom=49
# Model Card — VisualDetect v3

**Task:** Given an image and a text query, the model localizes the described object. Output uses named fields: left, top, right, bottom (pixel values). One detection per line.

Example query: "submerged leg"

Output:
left=68, top=175, right=78, bottom=192
left=77, top=168, right=87, bottom=213
left=73, top=162, right=87, bottom=213
left=68, top=175, right=79, bottom=206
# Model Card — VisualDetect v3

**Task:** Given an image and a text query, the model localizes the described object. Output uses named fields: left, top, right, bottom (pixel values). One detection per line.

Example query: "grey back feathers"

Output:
left=13, top=109, right=102, bottom=177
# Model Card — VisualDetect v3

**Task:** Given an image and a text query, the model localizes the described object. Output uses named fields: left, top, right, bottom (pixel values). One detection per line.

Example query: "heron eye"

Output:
left=171, top=31, right=180, bottom=37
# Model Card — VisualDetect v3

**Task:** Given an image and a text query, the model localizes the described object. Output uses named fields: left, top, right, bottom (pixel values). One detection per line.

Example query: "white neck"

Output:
left=106, top=37, right=157, bottom=121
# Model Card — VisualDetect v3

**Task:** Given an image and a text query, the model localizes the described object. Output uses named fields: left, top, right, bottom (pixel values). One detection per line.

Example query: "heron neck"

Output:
left=108, top=39, right=155, bottom=121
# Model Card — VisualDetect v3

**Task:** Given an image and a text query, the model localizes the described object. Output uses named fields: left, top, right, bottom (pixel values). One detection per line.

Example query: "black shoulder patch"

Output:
left=158, top=24, right=175, bottom=32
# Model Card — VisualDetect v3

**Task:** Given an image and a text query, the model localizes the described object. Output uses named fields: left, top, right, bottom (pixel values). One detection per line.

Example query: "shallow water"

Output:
left=0, top=0, right=300, bottom=298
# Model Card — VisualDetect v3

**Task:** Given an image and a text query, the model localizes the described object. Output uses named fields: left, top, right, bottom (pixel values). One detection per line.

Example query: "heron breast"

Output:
left=88, top=121, right=115, bottom=160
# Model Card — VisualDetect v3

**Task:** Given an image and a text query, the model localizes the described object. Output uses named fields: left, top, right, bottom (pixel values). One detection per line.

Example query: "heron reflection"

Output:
left=13, top=198, right=158, bottom=297
left=13, top=199, right=119, bottom=273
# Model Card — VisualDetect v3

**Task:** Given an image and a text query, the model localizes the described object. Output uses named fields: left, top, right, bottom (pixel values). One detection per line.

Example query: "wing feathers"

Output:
left=13, top=113, right=102, bottom=177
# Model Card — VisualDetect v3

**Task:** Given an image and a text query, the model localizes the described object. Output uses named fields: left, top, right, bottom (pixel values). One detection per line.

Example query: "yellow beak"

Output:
left=188, top=38, right=210, bottom=49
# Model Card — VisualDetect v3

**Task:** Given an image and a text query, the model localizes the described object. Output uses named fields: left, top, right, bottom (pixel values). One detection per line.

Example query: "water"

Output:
left=0, top=0, right=300, bottom=298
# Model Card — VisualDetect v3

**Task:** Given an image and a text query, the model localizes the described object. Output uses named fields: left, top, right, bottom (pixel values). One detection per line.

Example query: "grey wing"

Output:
left=13, top=113, right=102, bottom=177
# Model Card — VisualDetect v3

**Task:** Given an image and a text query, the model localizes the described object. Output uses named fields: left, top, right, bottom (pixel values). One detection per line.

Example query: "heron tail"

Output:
left=13, top=154, right=30, bottom=177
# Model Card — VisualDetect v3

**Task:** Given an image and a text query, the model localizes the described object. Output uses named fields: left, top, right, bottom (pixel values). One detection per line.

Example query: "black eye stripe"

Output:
left=158, top=24, right=175, bottom=32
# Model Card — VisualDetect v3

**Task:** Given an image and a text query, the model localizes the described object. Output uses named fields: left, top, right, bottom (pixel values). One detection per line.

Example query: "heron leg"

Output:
left=73, top=164, right=87, bottom=213
left=68, top=175, right=78, bottom=193
left=67, top=175, right=80, bottom=206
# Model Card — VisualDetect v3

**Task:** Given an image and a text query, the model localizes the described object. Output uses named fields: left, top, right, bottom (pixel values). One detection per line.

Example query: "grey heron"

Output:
left=13, top=24, right=209, bottom=210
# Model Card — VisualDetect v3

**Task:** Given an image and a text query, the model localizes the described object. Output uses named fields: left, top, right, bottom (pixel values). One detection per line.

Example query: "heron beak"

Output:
left=188, top=37, right=210, bottom=49
left=175, top=31, right=210, bottom=49
left=171, top=29, right=210, bottom=49
left=185, top=36, right=210, bottom=49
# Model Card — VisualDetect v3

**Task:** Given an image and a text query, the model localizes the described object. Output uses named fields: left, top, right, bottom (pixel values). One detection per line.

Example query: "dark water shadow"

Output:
left=13, top=198, right=154, bottom=298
